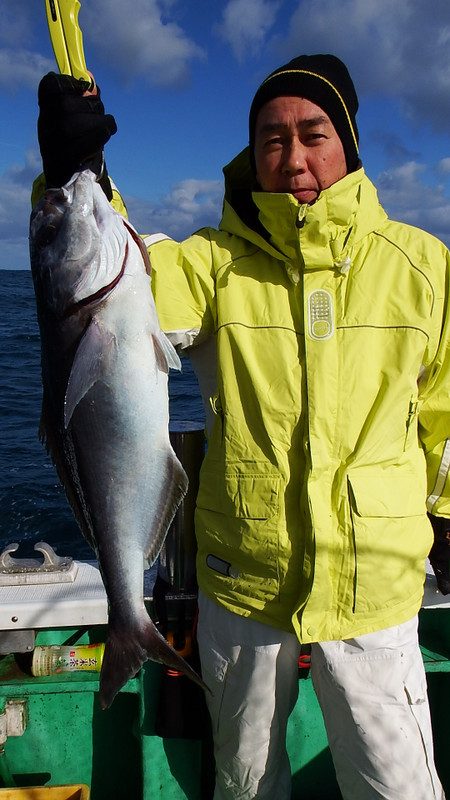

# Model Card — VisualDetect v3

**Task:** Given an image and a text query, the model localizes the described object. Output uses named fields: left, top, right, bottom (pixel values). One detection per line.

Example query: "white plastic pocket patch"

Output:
left=307, top=290, right=334, bottom=340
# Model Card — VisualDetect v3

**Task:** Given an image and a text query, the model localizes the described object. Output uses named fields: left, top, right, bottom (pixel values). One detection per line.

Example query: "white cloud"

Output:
left=377, top=161, right=429, bottom=212
left=215, top=0, right=281, bottom=61
left=279, top=0, right=450, bottom=131
left=82, top=0, right=205, bottom=87
left=438, top=158, right=450, bottom=175
left=0, top=1, right=54, bottom=91
left=124, top=178, right=223, bottom=239
left=0, top=4, right=33, bottom=47
left=377, top=160, right=450, bottom=246
left=0, top=161, right=222, bottom=270
left=0, top=151, right=42, bottom=269
left=0, top=50, right=54, bottom=92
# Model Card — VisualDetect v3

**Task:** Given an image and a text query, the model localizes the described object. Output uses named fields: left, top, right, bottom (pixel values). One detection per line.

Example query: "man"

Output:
left=36, top=54, right=449, bottom=799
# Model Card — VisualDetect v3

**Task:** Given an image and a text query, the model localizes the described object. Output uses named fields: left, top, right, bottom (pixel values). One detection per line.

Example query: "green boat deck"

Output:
left=0, top=602, right=448, bottom=799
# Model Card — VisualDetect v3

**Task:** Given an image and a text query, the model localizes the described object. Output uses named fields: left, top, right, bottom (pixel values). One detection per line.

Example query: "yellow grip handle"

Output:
left=45, top=0, right=90, bottom=82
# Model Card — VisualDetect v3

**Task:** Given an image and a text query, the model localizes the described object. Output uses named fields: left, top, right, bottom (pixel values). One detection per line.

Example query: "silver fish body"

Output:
left=29, top=170, right=202, bottom=708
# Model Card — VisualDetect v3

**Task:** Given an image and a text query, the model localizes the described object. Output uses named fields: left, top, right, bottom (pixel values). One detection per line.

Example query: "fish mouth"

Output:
left=30, top=186, right=70, bottom=250
left=32, top=170, right=97, bottom=235
left=31, top=169, right=133, bottom=317
left=31, top=171, right=103, bottom=264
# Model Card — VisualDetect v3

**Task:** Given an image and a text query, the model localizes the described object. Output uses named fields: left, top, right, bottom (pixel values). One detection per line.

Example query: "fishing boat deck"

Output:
left=0, top=559, right=447, bottom=798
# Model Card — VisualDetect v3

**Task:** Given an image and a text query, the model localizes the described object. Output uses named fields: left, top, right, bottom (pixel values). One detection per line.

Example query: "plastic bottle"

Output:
left=31, top=643, right=105, bottom=676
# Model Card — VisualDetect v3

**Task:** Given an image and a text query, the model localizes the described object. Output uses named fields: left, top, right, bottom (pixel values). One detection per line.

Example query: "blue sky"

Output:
left=2, top=0, right=450, bottom=268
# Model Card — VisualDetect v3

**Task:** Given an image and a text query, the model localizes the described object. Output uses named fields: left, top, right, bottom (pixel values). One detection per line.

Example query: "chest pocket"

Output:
left=216, top=256, right=300, bottom=332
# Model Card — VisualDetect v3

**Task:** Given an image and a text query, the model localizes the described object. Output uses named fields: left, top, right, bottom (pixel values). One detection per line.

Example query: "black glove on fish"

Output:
left=37, top=71, right=117, bottom=199
left=428, top=514, right=450, bottom=595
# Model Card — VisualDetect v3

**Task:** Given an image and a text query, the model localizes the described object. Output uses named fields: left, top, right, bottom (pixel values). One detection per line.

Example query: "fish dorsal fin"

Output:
left=64, top=319, right=116, bottom=428
left=152, top=330, right=181, bottom=374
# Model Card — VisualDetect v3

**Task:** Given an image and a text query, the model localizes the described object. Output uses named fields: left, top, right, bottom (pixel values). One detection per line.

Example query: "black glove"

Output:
left=37, top=71, right=117, bottom=198
left=428, top=514, right=450, bottom=595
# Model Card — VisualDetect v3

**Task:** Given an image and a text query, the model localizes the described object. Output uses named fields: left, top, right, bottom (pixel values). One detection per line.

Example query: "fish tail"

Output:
left=99, top=617, right=208, bottom=710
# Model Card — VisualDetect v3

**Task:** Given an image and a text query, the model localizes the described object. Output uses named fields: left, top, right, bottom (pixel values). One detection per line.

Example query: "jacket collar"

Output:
left=220, top=148, right=387, bottom=281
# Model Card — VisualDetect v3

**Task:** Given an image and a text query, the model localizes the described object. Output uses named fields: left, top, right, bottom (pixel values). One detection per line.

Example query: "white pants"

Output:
left=197, top=592, right=445, bottom=800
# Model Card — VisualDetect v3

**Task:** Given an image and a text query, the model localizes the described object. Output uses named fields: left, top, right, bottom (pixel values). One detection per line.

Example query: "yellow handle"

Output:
left=45, top=0, right=90, bottom=82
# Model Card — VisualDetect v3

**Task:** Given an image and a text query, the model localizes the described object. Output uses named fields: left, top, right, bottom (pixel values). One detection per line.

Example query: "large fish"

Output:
left=29, top=169, right=204, bottom=708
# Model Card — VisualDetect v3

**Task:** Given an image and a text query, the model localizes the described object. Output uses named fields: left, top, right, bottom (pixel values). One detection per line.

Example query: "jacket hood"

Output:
left=220, top=146, right=388, bottom=281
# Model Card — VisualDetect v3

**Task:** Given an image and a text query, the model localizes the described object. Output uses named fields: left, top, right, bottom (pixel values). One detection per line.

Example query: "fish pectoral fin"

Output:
left=152, top=330, right=181, bottom=373
left=145, top=452, right=188, bottom=566
left=64, top=318, right=116, bottom=428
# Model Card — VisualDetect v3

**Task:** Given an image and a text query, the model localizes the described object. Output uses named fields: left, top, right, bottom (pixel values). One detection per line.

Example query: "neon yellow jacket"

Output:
left=32, top=156, right=450, bottom=641
left=149, top=149, right=450, bottom=643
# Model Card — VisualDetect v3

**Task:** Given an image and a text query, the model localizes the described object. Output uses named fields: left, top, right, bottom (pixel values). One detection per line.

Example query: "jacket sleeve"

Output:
left=418, top=247, right=450, bottom=517
left=148, top=230, right=216, bottom=351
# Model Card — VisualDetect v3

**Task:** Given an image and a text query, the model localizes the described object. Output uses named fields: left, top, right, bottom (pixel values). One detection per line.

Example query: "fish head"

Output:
left=30, top=170, right=128, bottom=317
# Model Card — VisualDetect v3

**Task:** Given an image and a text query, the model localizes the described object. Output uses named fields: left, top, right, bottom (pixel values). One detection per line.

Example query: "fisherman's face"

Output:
left=254, top=96, right=347, bottom=204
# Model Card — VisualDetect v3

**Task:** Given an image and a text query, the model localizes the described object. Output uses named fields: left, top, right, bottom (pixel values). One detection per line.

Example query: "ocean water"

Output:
left=0, top=269, right=204, bottom=561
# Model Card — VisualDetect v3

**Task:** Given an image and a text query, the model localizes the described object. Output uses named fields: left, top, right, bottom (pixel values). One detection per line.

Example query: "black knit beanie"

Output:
left=249, top=54, right=360, bottom=173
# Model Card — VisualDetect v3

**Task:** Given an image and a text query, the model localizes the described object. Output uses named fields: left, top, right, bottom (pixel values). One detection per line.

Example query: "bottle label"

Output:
left=32, top=643, right=105, bottom=676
